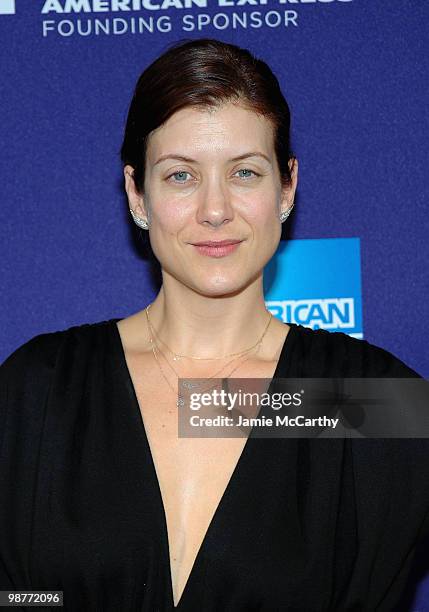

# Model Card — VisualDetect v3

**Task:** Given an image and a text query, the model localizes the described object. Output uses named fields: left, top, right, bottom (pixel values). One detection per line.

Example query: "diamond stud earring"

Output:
left=129, top=209, right=149, bottom=230
left=279, top=204, right=294, bottom=223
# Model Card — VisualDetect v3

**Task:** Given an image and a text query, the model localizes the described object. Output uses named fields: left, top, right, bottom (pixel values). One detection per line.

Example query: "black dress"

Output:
left=1, top=318, right=428, bottom=611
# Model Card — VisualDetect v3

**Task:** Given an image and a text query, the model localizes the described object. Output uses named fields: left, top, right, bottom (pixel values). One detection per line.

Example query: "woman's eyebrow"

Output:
left=153, top=152, right=272, bottom=166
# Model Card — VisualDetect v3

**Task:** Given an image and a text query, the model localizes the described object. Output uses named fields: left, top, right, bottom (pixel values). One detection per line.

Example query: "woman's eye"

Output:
left=236, top=168, right=259, bottom=179
left=167, top=171, right=192, bottom=183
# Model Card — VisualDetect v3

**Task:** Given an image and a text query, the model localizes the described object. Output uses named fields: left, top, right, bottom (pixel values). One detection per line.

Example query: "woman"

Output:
left=1, top=38, right=428, bottom=611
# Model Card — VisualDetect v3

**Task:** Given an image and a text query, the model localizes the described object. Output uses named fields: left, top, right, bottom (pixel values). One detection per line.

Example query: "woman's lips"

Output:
left=191, top=240, right=243, bottom=258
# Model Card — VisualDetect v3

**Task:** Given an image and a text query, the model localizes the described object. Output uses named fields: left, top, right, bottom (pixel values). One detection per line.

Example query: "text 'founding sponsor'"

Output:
left=40, top=0, right=353, bottom=37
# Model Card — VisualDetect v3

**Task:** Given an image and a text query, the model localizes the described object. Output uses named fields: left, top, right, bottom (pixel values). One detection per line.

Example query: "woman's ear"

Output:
left=124, top=165, right=149, bottom=222
left=279, top=157, right=298, bottom=216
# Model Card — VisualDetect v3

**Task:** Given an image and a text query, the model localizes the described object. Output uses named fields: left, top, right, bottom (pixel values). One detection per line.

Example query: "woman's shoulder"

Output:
left=0, top=317, right=118, bottom=381
left=0, top=318, right=119, bottom=459
left=292, top=327, right=429, bottom=540
left=289, top=324, right=422, bottom=378
left=2, top=328, right=65, bottom=375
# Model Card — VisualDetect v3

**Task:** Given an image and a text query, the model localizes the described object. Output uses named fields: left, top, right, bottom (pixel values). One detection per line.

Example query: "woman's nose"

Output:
left=195, top=176, right=234, bottom=227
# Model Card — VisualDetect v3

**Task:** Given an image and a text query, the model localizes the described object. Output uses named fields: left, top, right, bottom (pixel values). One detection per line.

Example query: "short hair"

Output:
left=120, top=37, right=296, bottom=194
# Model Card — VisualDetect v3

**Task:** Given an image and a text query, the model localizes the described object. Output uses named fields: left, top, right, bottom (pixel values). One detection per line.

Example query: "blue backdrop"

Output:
left=1, top=1, right=428, bottom=607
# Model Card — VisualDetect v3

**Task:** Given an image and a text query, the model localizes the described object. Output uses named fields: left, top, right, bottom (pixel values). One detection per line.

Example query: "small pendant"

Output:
left=173, top=355, right=180, bottom=362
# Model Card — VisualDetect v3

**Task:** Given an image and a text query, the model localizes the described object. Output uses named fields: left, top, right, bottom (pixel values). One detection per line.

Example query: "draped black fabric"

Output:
left=1, top=318, right=428, bottom=611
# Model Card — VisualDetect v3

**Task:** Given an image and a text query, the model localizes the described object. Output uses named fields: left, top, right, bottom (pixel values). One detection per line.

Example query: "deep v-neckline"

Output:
left=110, top=317, right=298, bottom=610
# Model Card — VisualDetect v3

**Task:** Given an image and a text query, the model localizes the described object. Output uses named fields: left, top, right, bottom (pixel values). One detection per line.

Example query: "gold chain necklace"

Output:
left=151, top=340, right=260, bottom=408
left=145, top=303, right=273, bottom=361
left=146, top=310, right=266, bottom=407
left=146, top=309, right=262, bottom=381
left=151, top=334, right=259, bottom=384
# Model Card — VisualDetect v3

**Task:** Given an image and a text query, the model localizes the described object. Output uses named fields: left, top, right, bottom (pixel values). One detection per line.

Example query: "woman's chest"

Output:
left=23, top=353, right=357, bottom=610
left=133, top=376, right=255, bottom=606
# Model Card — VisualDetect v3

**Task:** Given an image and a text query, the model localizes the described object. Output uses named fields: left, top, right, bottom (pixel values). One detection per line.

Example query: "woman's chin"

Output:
left=188, top=275, right=252, bottom=298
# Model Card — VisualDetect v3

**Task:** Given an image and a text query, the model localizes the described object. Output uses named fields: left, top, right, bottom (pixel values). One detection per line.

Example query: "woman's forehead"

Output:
left=146, top=105, right=275, bottom=164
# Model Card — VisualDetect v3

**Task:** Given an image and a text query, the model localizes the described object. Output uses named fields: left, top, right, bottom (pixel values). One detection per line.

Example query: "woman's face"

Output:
left=124, top=102, right=298, bottom=297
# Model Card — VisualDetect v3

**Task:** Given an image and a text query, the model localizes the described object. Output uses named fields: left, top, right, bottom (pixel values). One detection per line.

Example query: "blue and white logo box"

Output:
left=0, top=0, right=15, bottom=15
left=264, top=237, right=363, bottom=339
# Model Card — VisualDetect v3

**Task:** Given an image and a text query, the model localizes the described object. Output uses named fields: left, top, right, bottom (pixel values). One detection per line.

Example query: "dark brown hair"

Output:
left=120, top=37, right=296, bottom=194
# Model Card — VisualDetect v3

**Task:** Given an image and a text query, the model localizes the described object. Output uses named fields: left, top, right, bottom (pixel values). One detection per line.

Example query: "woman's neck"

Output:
left=143, top=281, right=277, bottom=361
